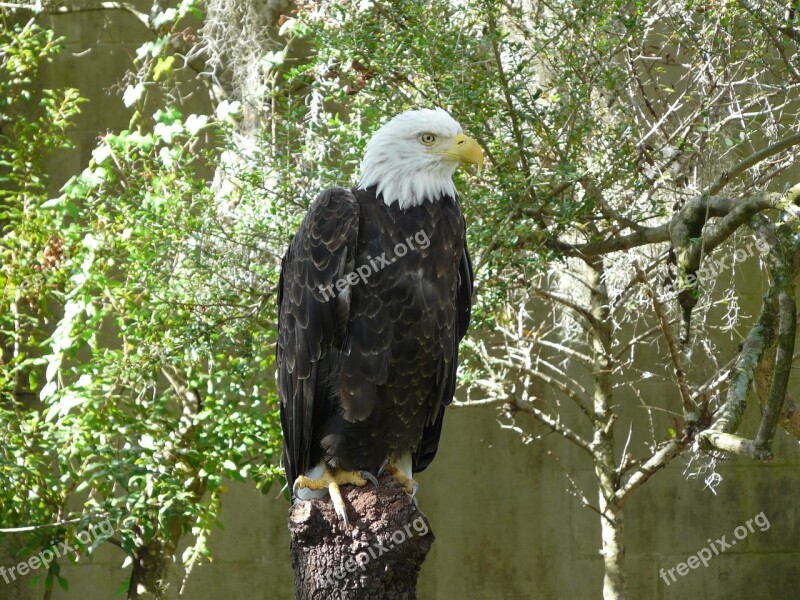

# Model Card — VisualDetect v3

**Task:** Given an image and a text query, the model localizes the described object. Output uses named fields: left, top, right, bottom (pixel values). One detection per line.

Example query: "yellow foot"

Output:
left=385, top=461, right=419, bottom=498
left=293, top=467, right=377, bottom=526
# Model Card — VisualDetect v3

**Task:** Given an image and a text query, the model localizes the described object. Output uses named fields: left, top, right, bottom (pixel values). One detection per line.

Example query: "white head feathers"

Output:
left=357, top=108, right=469, bottom=209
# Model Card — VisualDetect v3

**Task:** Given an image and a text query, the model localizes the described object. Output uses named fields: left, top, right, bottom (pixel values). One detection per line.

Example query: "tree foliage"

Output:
left=1, top=7, right=282, bottom=596
left=0, top=16, right=85, bottom=592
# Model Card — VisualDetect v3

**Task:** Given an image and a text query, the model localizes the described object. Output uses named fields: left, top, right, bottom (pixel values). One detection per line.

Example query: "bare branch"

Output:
left=633, top=262, right=696, bottom=418
left=534, top=287, right=598, bottom=328
left=534, top=337, right=593, bottom=368
left=523, top=366, right=595, bottom=423
left=700, top=190, right=792, bottom=251
left=515, top=400, right=595, bottom=457
left=0, top=516, right=84, bottom=533
left=451, top=397, right=507, bottom=408
left=616, top=438, right=687, bottom=504
left=754, top=288, right=796, bottom=452
left=567, top=223, right=671, bottom=257
left=703, top=131, right=800, bottom=196
left=698, top=432, right=773, bottom=461
left=698, top=215, right=798, bottom=458
left=451, top=396, right=594, bottom=456
left=737, top=0, right=800, bottom=84
left=613, top=322, right=673, bottom=360
left=582, top=176, right=643, bottom=233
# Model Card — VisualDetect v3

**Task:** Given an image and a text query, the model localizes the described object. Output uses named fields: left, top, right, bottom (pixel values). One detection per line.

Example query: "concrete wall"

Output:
left=27, top=406, right=800, bottom=600
left=2, top=4, right=799, bottom=599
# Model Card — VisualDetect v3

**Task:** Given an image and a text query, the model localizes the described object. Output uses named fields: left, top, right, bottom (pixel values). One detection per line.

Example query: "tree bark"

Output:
left=587, top=257, right=628, bottom=600
left=698, top=215, right=800, bottom=458
left=127, top=508, right=186, bottom=599
left=288, top=474, right=434, bottom=600
left=128, top=537, right=173, bottom=600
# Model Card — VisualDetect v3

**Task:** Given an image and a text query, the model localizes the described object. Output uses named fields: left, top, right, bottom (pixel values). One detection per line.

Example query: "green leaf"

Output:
left=153, top=56, right=176, bottom=81
left=123, top=84, right=145, bottom=107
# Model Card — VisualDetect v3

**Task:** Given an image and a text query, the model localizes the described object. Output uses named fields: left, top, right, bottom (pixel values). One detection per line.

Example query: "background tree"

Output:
left=1, top=6, right=284, bottom=598
left=1, top=16, right=85, bottom=595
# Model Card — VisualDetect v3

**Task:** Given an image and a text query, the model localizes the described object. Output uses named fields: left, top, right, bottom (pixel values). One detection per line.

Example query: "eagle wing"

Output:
left=277, top=187, right=360, bottom=488
left=412, top=243, right=474, bottom=472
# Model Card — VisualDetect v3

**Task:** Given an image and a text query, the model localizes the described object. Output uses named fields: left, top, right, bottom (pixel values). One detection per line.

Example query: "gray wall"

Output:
left=2, top=4, right=799, bottom=599
left=34, top=407, right=800, bottom=599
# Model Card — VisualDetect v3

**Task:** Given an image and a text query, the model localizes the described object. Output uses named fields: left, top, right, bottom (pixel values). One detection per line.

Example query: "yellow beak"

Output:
left=440, top=133, right=484, bottom=173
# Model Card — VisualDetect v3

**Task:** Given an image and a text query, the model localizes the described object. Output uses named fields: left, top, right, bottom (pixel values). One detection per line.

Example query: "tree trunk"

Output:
left=588, top=257, right=628, bottom=600
left=128, top=514, right=183, bottom=600
left=288, top=474, right=434, bottom=600
left=598, top=486, right=626, bottom=600
left=128, top=539, right=170, bottom=600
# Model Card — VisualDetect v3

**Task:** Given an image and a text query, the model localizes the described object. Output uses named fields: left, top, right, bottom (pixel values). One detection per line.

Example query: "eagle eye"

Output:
left=419, top=132, right=436, bottom=146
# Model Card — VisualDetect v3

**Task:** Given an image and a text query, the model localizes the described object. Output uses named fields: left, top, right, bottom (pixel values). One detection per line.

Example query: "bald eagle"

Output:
left=277, top=108, right=482, bottom=523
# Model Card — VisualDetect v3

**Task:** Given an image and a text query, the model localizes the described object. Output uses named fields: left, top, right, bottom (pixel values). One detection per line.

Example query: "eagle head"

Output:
left=357, top=107, right=484, bottom=209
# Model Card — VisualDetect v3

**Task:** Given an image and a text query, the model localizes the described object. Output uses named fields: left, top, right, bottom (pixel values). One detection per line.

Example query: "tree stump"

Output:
left=288, top=474, right=434, bottom=599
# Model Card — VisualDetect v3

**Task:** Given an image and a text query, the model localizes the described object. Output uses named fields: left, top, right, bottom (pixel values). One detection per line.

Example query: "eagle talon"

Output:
left=293, top=466, right=371, bottom=527
left=385, top=461, right=418, bottom=496
left=328, top=480, right=349, bottom=527
left=360, top=470, right=380, bottom=488
left=377, top=458, right=390, bottom=477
